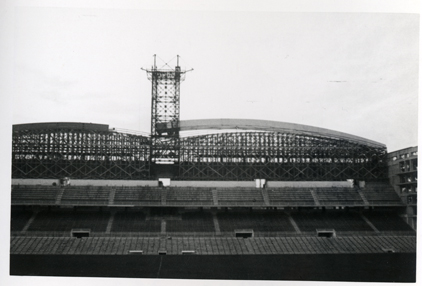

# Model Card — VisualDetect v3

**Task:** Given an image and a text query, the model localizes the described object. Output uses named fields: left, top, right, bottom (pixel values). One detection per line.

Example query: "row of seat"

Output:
left=363, top=211, right=415, bottom=231
left=10, top=235, right=417, bottom=255
left=291, top=211, right=373, bottom=232
left=11, top=209, right=414, bottom=234
left=315, top=188, right=364, bottom=204
left=362, top=183, right=402, bottom=203
left=217, top=188, right=264, bottom=202
left=361, top=188, right=402, bottom=203
left=114, top=189, right=161, bottom=203
left=217, top=212, right=296, bottom=232
left=167, top=213, right=215, bottom=232
left=267, top=188, right=315, bottom=203
left=11, top=188, right=58, bottom=203
left=166, top=188, right=214, bottom=201
left=11, top=185, right=404, bottom=206
left=61, top=188, right=110, bottom=204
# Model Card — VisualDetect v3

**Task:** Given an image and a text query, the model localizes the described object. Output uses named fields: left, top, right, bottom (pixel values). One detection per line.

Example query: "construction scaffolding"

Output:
left=12, top=123, right=151, bottom=179
left=142, top=55, right=190, bottom=165
left=178, top=131, right=387, bottom=181
left=12, top=125, right=387, bottom=181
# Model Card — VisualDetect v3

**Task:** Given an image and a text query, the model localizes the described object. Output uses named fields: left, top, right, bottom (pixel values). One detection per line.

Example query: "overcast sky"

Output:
left=12, top=7, right=418, bottom=152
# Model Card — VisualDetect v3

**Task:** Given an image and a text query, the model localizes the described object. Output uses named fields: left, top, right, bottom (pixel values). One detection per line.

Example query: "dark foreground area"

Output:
left=10, top=253, right=416, bottom=282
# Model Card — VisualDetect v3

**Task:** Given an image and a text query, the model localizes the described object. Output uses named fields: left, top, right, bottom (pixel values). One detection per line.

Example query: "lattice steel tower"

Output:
left=142, top=55, right=191, bottom=170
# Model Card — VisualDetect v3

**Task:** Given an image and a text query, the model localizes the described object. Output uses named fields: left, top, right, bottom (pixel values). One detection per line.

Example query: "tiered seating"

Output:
left=60, top=187, right=110, bottom=205
left=315, top=187, right=364, bottom=205
left=10, top=235, right=417, bottom=255
left=291, top=210, right=373, bottom=232
left=363, top=210, right=414, bottom=232
left=361, top=183, right=403, bottom=205
left=28, top=209, right=109, bottom=232
left=111, top=211, right=161, bottom=233
left=167, top=212, right=215, bottom=233
left=166, top=188, right=213, bottom=206
left=217, top=211, right=295, bottom=232
left=113, top=187, right=161, bottom=205
left=267, top=188, right=315, bottom=206
left=217, top=188, right=264, bottom=205
left=11, top=185, right=59, bottom=205
left=10, top=210, right=33, bottom=231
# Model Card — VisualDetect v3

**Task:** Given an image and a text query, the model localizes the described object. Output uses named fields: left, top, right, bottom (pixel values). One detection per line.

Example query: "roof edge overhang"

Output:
left=13, top=122, right=110, bottom=132
left=175, top=119, right=386, bottom=149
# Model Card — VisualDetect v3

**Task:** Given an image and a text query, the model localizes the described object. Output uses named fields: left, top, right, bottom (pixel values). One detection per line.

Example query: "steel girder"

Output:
left=12, top=127, right=151, bottom=179
left=177, top=132, right=388, bottom=181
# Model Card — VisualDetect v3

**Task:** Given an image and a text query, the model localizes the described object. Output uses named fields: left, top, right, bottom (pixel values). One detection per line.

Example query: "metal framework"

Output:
left=12, top=57, right=388, bottom=182
left=178, top=131, right=387, bottom=181
left=142, top=55, right=190, bottom=164
left=12, top=123, right=151, bottom=179
left=12, top=125, right=387, bottom=181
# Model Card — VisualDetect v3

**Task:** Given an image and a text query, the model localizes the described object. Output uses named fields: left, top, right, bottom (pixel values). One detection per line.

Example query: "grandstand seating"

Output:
left=166, top=212, right=215, bottom=233
left=113, top=187, right=161, bottom=206
left=291, top=210, right=374, bottom=232
left=10, top=209, right=33, bottom=232
left=363, top=210, right=414, bottom=232
left=12, top=184, right=405, bottom=208
left=27, top=209, right=110, bottom=232
left=217, top=211, right=296, bottom=233
left=361, top=183, right=403, bottom=205
left=217, top=188, right=264, bottom=206
left=315, top=188, right=365, bottom=205
left=60, top=187, right=109, bottom=205
left=166, top=188, right=213, bottom=206
left=10, top=235, right=417, bottom=255
left=267, top=188, right=315, bottom=206
left=111, top=211, right=161, bottom=233
left=11, top=206, right=415, bottom=239
left=11, top=185, right=59, bottom=205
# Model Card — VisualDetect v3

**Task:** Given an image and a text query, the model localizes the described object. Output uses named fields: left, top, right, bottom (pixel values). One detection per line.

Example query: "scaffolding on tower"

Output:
left=142, top=55, right=192, bottom=177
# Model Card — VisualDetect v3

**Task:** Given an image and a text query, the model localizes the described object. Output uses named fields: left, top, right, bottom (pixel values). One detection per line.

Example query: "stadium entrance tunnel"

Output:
left=128, top=250, right=143, bottom=255
left=382, top=248, right=396, bottom=253
left=316, top=229, right=336, bottom=238
left=181, top=250, right=196, bottom=255
left=235, top=229, right=254, bottom=238
left=71, top=229, right=90, bottom=238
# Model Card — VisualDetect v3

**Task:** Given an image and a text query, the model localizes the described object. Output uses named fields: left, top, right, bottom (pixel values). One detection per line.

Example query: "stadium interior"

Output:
left=10, top=58, right=417, bottom=281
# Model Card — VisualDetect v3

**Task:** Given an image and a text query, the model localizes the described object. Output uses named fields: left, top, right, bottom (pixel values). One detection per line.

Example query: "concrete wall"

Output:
left=12, top=179, right=158, bottom=187
left=266, top=181, right=352, bottom=188
left=12, top=179, right=352, bottom=188
left=170, top=181, right=254, bottom=188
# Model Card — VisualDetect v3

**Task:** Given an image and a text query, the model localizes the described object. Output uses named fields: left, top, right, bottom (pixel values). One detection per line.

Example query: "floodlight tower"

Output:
left=142, top=55, right=191, bottom=174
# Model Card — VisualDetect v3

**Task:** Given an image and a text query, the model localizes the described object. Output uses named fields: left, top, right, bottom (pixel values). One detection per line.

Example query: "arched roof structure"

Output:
left=12, top=121, right=387, bottom=181
left=164, top=119, right=385, bottom=149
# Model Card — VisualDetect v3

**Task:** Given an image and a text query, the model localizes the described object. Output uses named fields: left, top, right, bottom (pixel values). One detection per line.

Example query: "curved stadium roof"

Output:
left=13, top=119, right=386, bottom=149
left=169, top=119, right=385, bottom=149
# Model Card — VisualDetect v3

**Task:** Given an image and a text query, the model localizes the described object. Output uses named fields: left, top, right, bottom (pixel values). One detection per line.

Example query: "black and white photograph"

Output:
left=2, top=1, right=419, bottom=285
